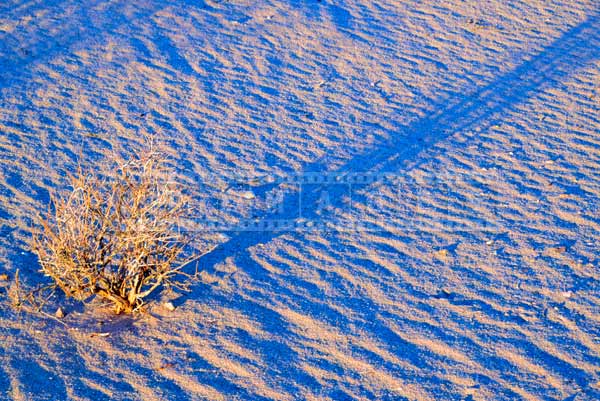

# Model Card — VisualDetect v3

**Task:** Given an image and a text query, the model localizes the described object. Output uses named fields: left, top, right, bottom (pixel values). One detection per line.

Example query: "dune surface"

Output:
left=1, top=1, right=599, bottom=400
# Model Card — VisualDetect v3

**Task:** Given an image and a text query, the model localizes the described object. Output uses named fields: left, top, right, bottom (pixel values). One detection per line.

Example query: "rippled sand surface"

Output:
left=1, top=1, right=599, bottom=400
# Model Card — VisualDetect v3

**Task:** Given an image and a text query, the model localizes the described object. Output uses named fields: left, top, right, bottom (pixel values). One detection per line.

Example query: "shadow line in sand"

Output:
left=181, top=10, right=600, bottom=398
left=4, top=5, right=599, bottom=399
left=196, top=10, right=600, bottom=274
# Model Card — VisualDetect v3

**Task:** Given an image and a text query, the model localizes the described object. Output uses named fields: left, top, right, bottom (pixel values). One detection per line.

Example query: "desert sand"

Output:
left=1, top=0, right=599, bottom=400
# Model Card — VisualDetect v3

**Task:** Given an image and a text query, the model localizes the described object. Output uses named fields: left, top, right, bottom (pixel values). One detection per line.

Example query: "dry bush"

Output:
left=31, top=148, right=196, bottom=314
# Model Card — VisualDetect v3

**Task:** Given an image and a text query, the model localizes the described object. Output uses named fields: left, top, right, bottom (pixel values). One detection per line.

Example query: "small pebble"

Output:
left=240, top=191, right=255, bottom=200
left=0, top=273, right=9, bottom=281
left=164, top=302, right=176, bottom=311
left=55, top=307, right=65, bottom=319
left=553, top=246, right=567, bottom=253
left=436, top=249, right=449, bottom=258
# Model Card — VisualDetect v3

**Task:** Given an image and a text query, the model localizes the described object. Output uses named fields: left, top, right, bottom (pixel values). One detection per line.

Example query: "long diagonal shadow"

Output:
left=194, top=10, right=600, bottom=273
